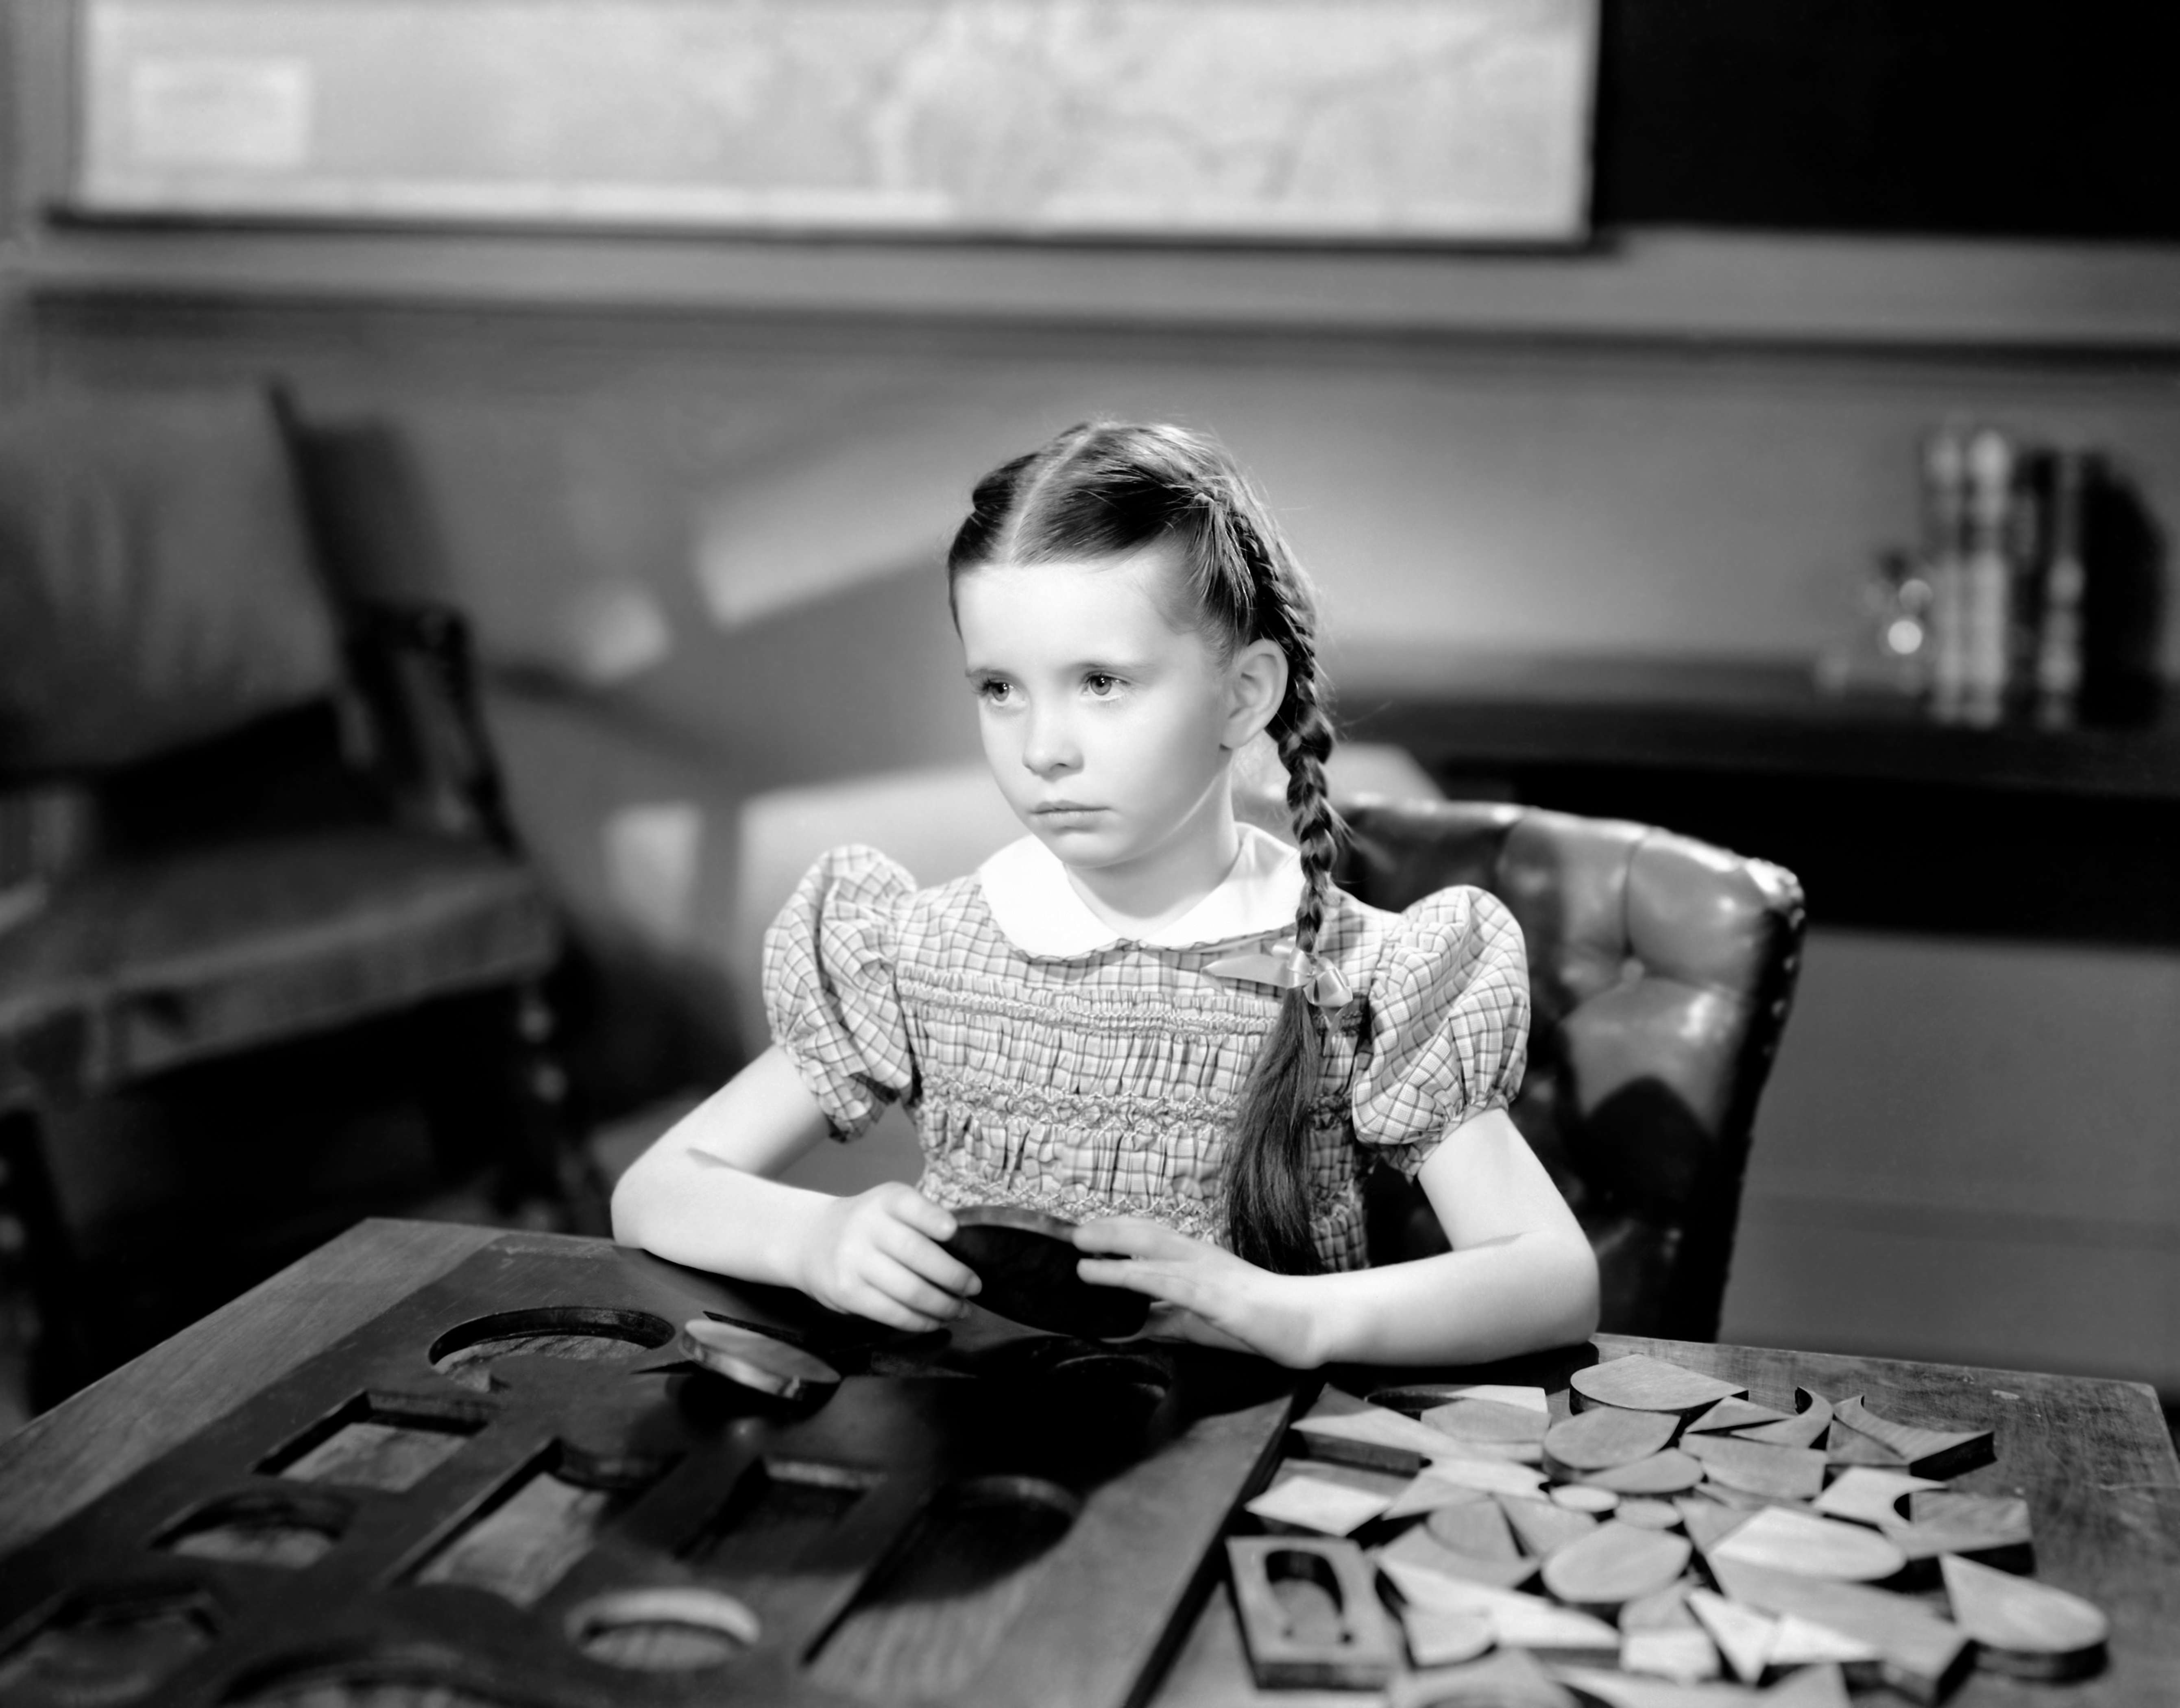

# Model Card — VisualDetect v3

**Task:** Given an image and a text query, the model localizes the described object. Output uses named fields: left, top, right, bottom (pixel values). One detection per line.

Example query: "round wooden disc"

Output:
left=1616, top=1499, right=1682, bottom=1529
left=1539, top=1522, right=1692, bottom=1611
left=1571, top=1354, right=1746, bottom=1417
left=1550, top=1484, right=1620, bottom=1514
left=1543, top=1406, right=1677, bottom=1473
left=679, top=1319, right=840, bottom=1401
left=941, top=1205, right=1151, bottom=1340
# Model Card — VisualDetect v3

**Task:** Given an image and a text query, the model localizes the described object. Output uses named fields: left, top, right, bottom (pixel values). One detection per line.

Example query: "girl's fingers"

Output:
left=866, top=1253, right=970, bottom=1324
left=876, top=1184, right=958, bottom=1244
left=880, top=1222, right=981, bottom=1299
left=1074, top=1217, right=1191, bottom=1258
left=1077, top=1257, right=1204, bottom=1314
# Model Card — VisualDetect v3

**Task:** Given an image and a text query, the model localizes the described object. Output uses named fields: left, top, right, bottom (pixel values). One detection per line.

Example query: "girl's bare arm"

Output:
left=609, top=1046, right=980, bottom=1332
left=1076, top=1107, right=1599, bottom=1367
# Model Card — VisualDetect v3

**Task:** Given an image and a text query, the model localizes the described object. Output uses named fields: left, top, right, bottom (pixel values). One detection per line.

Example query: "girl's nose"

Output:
left=1021, top=706, right=1080, bottom=775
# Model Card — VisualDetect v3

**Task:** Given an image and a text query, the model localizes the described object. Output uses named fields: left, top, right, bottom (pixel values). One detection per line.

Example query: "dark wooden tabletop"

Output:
left=3, top=1218, right=2175, bottom=1706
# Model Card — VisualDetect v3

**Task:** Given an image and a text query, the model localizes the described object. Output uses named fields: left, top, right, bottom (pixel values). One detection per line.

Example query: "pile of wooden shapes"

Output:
left=1232, top=1353, right=2107, bottom=1700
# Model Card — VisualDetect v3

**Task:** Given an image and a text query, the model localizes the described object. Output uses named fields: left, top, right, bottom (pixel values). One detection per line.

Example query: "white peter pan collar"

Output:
left=977, top=823, right=1302, bottom=957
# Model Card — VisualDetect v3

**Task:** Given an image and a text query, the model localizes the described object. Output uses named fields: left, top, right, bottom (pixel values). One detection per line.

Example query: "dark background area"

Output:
left=1594, top=0, right=2180, bottom=241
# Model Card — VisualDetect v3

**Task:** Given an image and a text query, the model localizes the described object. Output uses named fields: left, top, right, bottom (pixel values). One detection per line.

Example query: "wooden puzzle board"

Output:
left=0, top=1240, right=1297, bottom=1708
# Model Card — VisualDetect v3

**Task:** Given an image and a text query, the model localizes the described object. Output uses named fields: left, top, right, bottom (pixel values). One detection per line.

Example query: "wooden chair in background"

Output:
left=0, top=385, right=602, bottom=1406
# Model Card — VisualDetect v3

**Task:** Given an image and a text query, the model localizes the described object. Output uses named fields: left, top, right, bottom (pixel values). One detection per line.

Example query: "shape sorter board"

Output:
left=0, top=1236, right=1298, bottom=1708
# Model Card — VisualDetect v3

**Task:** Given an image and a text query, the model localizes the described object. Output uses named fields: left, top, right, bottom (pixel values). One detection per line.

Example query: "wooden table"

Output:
left=4, top=1218, right=2177, bottom=1706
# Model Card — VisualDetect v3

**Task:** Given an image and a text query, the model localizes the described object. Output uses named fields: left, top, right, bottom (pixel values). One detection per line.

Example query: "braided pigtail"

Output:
left=1223, top=562, right=1343, bottom=1276
left=946, top=420, right=1342, bottom=1275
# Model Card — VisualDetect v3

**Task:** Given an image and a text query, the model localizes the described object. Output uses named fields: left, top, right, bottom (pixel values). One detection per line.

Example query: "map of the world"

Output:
left=81, top=0, right=1596, bottom=241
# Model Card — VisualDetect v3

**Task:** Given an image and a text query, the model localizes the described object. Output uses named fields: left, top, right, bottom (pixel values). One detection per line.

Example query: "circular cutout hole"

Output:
left=0, top=1592, right=216, bottom=1708
left=159, top=1490, right=350, bottom=1570
left=1045, top=1353, right=1171, bottom=1428
left=427, top=1308, right=674, bottom=1390
left=569, top=1588, right=761, bottom=1672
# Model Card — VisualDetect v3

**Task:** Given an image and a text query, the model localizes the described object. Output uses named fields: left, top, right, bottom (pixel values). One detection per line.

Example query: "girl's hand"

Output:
left=796, top=1183, right=981, bottom=1333
left=1074, top=1218, right=1322, bottom=1368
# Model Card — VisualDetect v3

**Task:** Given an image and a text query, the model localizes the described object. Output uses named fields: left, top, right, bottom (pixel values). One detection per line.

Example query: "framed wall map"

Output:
left=69, top=0, right=1598, bottom=244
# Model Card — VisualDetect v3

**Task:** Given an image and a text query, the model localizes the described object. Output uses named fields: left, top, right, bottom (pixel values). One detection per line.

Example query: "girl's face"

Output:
left=956, top=549, right=1280, bottom=878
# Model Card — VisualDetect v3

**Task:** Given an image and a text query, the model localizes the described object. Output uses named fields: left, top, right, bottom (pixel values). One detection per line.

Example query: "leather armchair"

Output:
left=1339, top=796, right=1806, bottom=1342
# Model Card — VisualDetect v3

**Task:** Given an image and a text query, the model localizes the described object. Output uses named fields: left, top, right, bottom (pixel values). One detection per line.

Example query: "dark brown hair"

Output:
left=947, top=422, right=1341, bottom=1274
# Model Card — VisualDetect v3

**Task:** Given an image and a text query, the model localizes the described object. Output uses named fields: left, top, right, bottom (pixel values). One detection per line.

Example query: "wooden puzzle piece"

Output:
left=1681, top=1435, right=1827, bottom=1501
left=942, top=1204, right=1151, bottom=1340
left=1766, top=1614, right=1877, bottom=1668
left=1882, top=1491, right=2033, bottom=1569
left=1735, top=1388, right=1834, bottom=1452
left=1428, top=1493, right=1522, bottom=1558
left=1708, top=1557, right=1971, bottom=1704
left=1550, top=1483, right=1620, bottom=1514
left=1684, top=1397, right=1794, bottom=1435
left=1387, top=1647, right=1576, bottom=1708
left=1550, top=1665, right=1764, bottom=1707
left=1688, top=1588, right=1779, bottom=1683
left=1369, top=1381, right=1548, bottom=1418
left=1402, top=1606, right=1496, bottom=1668
left=1809, top=1466, right=1940, bottom=1528
left=675, top=1318, right=842, bottom=1402
left=1939, top=1553, right=2108, bottom=1680
left=1618, top=1499, right=1682, bottom=1529
left=1570, top=1354, right=1747, bottom=1417
left=1244, top=1473, right=1395, bottom=1536
left=1759, top=1661, right=1852, bottom=1708
left=1227, top=1535, right=1403, bottom=1689
left=1295, top=1399, right=1474, bottom=1474
left=1380, top=1522, right=1541, bottom=1591
left=1583, top=1449, right=1705, bottom=1495
left=1378, top=1559, right=1620, bottom=1660
left=1621, top=1579, right=1700, bottom=1630
left=1498, top=1493, right=1600, bottom=1558
left=1673, top=1497, right=1752, bottom=1555
left=1621, top=1626, right=1722, bottom=1684
left=1539, top=1522, right=1692, bottom=1613
left=1383, top=1455, right=1549, bottom=1504
left=1543, top=1407, right=1678, bottom=1475
left=1708, top=1505, right=1908, bottom=1582
left=1426, top=1396, right=1551, bottom=1446
left=1820, top=1419, right=1905, bottom=1468
left=1384, top=1473, right=1493, bottom=1521
left=1831, top=1395, right=1994, bottom=1479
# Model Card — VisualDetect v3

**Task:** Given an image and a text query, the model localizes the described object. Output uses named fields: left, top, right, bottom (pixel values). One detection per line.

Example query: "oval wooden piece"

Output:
left=1550, top=1484, right=1620, bottom=1514
left=1570, top=1355, right=1746, bottom=1417
left=678, top=1319, right=840, bottom=1401
left=1579, top=1449, right=1705, bottom=1495
left=1544, top=1407, right=1677, bottom=1474
left=1940, top=1554, right=2109, bottom=1680
left=1707, top=1504, right=1908, bottom=1582
left=1539, top=1522, right=1692, bottom=1611
left=1615, top=1499, right=1681, bottom=1530
left=941, top=1204, right=1151, bottom=1339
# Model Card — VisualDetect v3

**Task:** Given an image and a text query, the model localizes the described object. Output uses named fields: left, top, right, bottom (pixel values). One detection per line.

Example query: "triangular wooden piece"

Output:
left=1709, top=1558, right=1971, bottom=1703
left=1810, top=1466, right=1940, bottom=1527
left=1673, top=1496, right=1751, bottom=1555
left=1759, top=1661, right=1851, bottom=1708
left=1688, top=1588, right=1778, bottom=1684
left=1767, top=1614, right=1877, bottom=1666
left=1244, top=1473, right=1393, bottom=1535
left=1428, top=1494, right=1522, bottom=1560
left=1686, top=1396, right=1795, bottom=1434
left=1386, top=1647, right=1575, bottom=1708
left=1620, top=1626, right=1720, bottom=1685
left=1821, top=1418, right=1905, bottom=1468
left=1939, top=1554, right=2108, bottom=1680
left=1832, top=1395, right=1995, bottom=1479
left=1737, top=1388, right=1834, bottom=1451
left=1377, top=1558, right=1619, bottom=1658
left=1620, top=1578, right=1700, bottom=1631
left=1384, top=1471, right=1491, bottom=1521
left=1371, top=1381, right=1550, bottom=1418
left=1552, top=1668, right=1764, bottom=1708
left=1498, top=1493, right=1598, bottom=1558
left=1379, top=1523, right=1540, bottom=1591
left=1571, top=1353, right=1748, bottom=1417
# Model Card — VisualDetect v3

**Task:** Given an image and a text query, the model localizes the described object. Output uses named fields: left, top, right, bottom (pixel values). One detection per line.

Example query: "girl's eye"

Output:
left=1083, top=673, right=1122, bottom=697
left=974, top=678, right=1014, bottom=704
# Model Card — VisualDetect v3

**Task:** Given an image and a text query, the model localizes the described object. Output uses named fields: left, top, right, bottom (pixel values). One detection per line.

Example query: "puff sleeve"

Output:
left=762, top=845, right=917, bottom=1141
left=1350, top=887, right=1531, bottom=1176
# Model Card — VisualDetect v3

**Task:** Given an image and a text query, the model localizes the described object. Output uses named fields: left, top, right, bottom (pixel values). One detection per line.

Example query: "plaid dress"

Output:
left=763, top=832, right=1529, bottom=1273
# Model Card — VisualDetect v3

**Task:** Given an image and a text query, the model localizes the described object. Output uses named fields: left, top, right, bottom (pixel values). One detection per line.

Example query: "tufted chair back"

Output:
left=1339, top=796, right=1806, bottom=1342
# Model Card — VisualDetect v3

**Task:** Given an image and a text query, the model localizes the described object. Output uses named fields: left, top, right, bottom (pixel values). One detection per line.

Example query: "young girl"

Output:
left=612, top=423, right=1598, bottom=1368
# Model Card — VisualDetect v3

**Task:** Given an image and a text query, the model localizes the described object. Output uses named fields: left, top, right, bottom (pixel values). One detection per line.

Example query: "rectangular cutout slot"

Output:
left=261, top=1393, right=489, bottom=1494
left=406, top=1446, right=659, bottom=1607
left=687, top=1459, right=877, bottom=1579
left=807, top=1475, right=1078, bottom=1700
